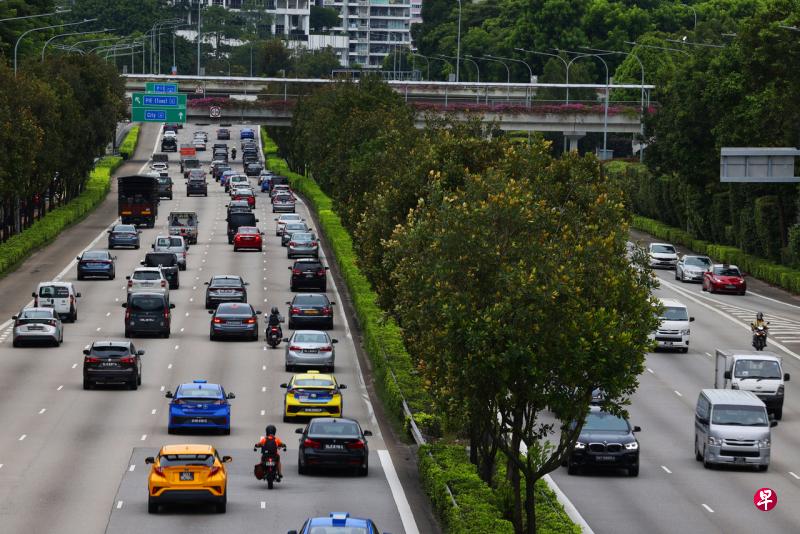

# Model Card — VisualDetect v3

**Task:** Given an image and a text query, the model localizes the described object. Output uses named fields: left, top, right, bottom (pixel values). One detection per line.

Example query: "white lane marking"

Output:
left=129, top=465, right=136, bottom=472
left=192, top=286, right=197, bottom=290
left=261, top=386, right=266, bottom=392
left=661, top=465, right=672, bottom=474
left=140, top=434, right=147, bottom=441
left=115, top=298, right=119, bottom=302
left=263, top=345, right=267, bottom=351
left=180, top=327, right=185, bottom=332
left=646, top=368, right=654, bottom=374
left=0, top=464, right=3, bottom=469
left=189, top=298, right=193, bottom=303
left=378, top=450, right=420, bottom=534
left=160, top=386, right=165, bottom=392
left=185, top=312, right=189, bottom=317
left=18, top=435, right=26, bottom=441
left=702, top=504, right=714, bottom=513
left=674, top=390, right=683, bottom=397
left=167, top=363, right=173, bottom=369
left=704, top=352, right=712, bottom=358
left=38, top=409, right=46, bottom=415
left=790, top=471, right=800, bottom=480
left=96, top=327, right=101, bottom=332
left=151, top=409, right=157, bottom=415
left=116, top=500, right=123, bottom=509
left=106, top=312, right=111, bottom=317
left=57, top=385, right=63, bottom=391
left=747, top=289, right=800, bottom=311
left=174, top=345, right=180, bottom=350
left=262, top=365, right=266, bottom=371
left=260, top=410, right=265, bottom=416
left=72, top=363, right=77, bottom=369
left=260, top=501, right=266, bottom=509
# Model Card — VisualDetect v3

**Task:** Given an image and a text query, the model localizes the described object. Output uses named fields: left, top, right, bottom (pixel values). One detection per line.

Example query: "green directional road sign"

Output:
left=145, top=82, right=178, bottom=93
left=131, top=108, right=187, bottom=123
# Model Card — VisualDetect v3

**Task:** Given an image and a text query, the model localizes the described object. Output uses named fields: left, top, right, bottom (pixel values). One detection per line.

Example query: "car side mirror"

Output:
left=287, top=266, right=292, bottom=270
left=208, top=310, right=214, bottom=314
left=145, top=457, right=155, bottom=464
left=31, top=292, right=36, bottom=297
left=169, top=303, right=176, bottom=309
left=690, top=317, right=695, bottom=322
left=11, top=316, right=16, bottom=320
left=784, top=373, right=791, bottom=382
left=288, top=530, right=299, bottom=534
left=83, top=349, right=90, bottom=355
left=140, top=261, right=146, bottom=265
left=325, top=266, right=330, bottom=270
left=137, top=350, right=145, bottom=356
left=633, top=425, right=641, bottom=432
left=113, top=256, right=118, bottom=260
left=76, top=256, right=81, bottom=261
left=222, top=456, right=232, bottom=463
left=125, top=275, right=131, bottom=280
left=76, top=293, right=81, bottom=298
left=227, top=393, right=236, bottom=399
left=330, top=301, right=336, bottom=306
left=204, top=282, right=209, bottom=285
left=106, top=230, right=112, bottom=233
left=165, top=391, right=173, bottom=398
left=121, top=303, right=127, bottom=308
left=282, top=337, right=289, bottom=342
left=363, top=430, right=373, bottom=436
left=724, top=371, right=731, bottom=380
left=255, top=219, right=259, bottom=223
left=339, top=384, right=347, bottom=389
left=151, top=244, right=155, bottom=249
left=280, top=318, right=285, bottom=323
left=771, top=420, right=779, bottom=428
left=295, top=428, right=304, bottom=434
left=273, top=217, right=278, bottom=221
left=331, top=339, right=338, bottom=344
left=285, top=301, right=290, bottom=305
left=256, top=310, right=263, bottom=315
left=280, top=383, right=288, bottom=388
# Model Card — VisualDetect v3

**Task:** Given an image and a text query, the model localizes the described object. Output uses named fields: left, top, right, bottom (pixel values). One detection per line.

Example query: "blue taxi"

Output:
left=165, top=380, right=235, bottom=435
left=288, top=512, right=389, bottom=534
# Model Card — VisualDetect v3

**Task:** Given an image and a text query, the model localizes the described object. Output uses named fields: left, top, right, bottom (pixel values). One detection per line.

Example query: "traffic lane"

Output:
left=107, top=448, right=403, bottom=534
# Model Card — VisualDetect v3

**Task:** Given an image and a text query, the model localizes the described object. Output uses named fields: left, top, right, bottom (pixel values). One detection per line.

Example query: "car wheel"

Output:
left=148, top=500, right=158, bottom=514
left=288, top=319, right=295, bottom=330
left=222, top=427, right=231, bottom=436
left=567, top=462, right=579, bottom=476
left=739, top=291, right=746, bottom=296
left=327, top=320, right=334, bottom=330
left=129, top=378, right=138, bottom=390
left=702, top=448, right=712, bottom=469
left=210, top=332, right=217, bottom=341
left=124, top=329, right=131, bottom=338
left=285, top=363, right=292, bottom=372
left=233, top=246, right=238, bottom=252
left=168, top=427, right=176, bottom=435
left=681, top=347, right=689, bottom=354
left=628, top=465, right=639, bottom=477
left=77, top=274, right=83, bottom=281
left=12, top=339, right=19, bottom=348
left=701, top=282, right=707, bottom=291
left=251, top=331, right=258, bottom=341
left=110, top=272, right=115, bottom=280
left=708, top=285, right=716, bottom=294
left=83, top=380, right=91, bottom=390
left=162, top=330, right=170, bottom=339
left=774, top=407, right=783, bottom=420
left=695, top=439, right=703, bottom=461
left=138, top=373, right=142, bottom=386
left=758, top=464, right=769, bottom=472
left=298, top=457, right=308, bottom=475
left=135, top=244, right=140, bottom=250
left=179, top=264, right=186, bottom=271
left=283, top=414, right=292, bottom=423
left=675, top=269, right=679, bottom=280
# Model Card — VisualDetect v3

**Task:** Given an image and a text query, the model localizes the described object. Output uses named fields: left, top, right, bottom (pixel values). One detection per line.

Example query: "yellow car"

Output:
left=280, top=371, right=347, bottom=422
left=145, top=444, right=231, bottom=514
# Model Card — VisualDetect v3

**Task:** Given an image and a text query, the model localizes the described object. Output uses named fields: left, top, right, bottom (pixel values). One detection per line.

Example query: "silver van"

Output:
left=694, top=389, right=776, bottom=471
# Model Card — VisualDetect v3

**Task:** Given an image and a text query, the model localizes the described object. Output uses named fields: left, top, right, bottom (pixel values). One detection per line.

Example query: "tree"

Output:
left=309, top=6, right=340, bottom=34
left=68, top=0, right=164, bottom=35
left=202, top=5, right=239, bottom=58
left=291, top=47, right=341, bottom=78
left=261, top=39, right=291, bottom=76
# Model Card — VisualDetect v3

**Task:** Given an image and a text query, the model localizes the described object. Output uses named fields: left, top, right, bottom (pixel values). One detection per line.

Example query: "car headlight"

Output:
left=708, top=436, right=720, bottom=446
left=758, top=438, right=771, bottom=448
left=624, top=441, right=639, bottom=451
left=681, top=329, right=690, bottom=335
left=574, top=441, right=586, bottom=450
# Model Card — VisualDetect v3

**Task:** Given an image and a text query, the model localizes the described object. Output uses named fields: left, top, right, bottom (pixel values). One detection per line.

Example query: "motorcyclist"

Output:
left=751, top=312, right=769, bottom=346
left=267, top=306, right=283, bottom=339
left=255, top=424, right=286, bottom=480
left=231, top=148, right=237, bottom=160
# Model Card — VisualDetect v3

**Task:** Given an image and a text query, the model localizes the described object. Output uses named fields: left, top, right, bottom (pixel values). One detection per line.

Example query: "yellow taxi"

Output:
left=280, top=370, right=347, bottom=422
left=145, top=444, right=231, bottom=514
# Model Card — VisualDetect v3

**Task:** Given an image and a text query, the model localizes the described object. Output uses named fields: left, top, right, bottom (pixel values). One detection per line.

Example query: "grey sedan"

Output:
left=209, top=302, right=261, bottom=341
left=284, top=330, right=338, bottom=372
left=108, top=224, right=141, bottom=249
left=12, top=307, right=63, bottom=347
left=675, top=255, right=712, bottom=283
left=281, top=222, right=310, bottom=246
left=287, top=232, right=319, bottom=259
left=272, top=194, right=296, bottom=213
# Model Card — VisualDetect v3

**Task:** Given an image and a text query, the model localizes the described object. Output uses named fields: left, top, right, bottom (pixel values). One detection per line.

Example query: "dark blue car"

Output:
left=288, top=512, right=388, bottom=534
left=240, top=128, right=254, bottom=140
left=76, top=250, right=116, bottom=280
left=166, top=380, right=235, bottom=435
left=107, top=224, right=141, bottom=249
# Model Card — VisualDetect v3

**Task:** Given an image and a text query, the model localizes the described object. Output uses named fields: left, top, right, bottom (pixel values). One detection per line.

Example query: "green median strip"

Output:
left=119, top=125, right=140, bottom=160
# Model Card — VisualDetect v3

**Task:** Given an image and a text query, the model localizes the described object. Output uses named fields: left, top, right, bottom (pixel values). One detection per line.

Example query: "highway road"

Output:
left=0, top=122, right=437, bottom=534
left=551, top=235, right=800, bottom=533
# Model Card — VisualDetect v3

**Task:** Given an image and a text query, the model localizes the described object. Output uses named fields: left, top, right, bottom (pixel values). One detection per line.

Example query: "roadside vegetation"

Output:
left=266, top=76, right=658, bottom=534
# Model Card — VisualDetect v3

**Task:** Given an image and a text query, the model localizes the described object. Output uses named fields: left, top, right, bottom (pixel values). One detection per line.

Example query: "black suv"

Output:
left=122, top=292, right=174, bottom=338
left=157, top=175, right=173, bottom=199
left=83, top=340, right=144, bottom=390
left=141, top=252, right=180, bottom=289
left=187, top=177, right=208, bottom=196
left=161, top=137, right=177, bottom=152
left=227, top=211, right=258, bottom=244
left=289, top=259, right=329, bottom=291
left=563, top=406, right=641, bottom=477
left=205, top=275, right=248, bottom=308
left=245, top=162, right=263, bottom=176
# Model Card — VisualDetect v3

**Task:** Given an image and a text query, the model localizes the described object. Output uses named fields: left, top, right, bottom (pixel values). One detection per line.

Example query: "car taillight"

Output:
left=164, top=310, right=170, bottom=319
left=310, top=241, right=317, bottom=246
left=213, top=317, right=225, bottom=324
left=317, top=269, right=326, bottom=276
left=303, top=438, right=321, bottom=449
left=153, top=466, right=165, bottom=477
left=319, top=346, right=332, bottom=352
left=119, top=356, right=135, bottom=364
left=244, top=317, right=256, bottom=324
left=84, top=356, right=101, bottom=363
left=322, top=307, right=331, bottom=315
left=292, top=269, right=301, bottom=275
left=48, top=320, right=58, bottom=327
left=161, top=280, right=166, bottom=288
left=34, top=297, right=38, bottom=306
left=125, top=310, right=131, bottom=321
left=70, top=295, right=75, bottom=304
left=127, top=280, right=133, bottom=287
left=346, top=439, right=365, bottom=450
left=289, top=345, right=302, bottom=351
left=291, top=307, right=300, bottom=314
left=289, top=241, right=296, bottom=247
left=208, top=466, right=221, bottom=477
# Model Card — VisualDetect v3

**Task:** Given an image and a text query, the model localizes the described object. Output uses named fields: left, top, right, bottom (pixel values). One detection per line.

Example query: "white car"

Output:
left=126, top=267, right=170, bottom=297
left=163, top=130, right=177, bottom=139
left=33, top=281, right=81, bottom=322
left=648, top=242, right=678, bottom=269
left=152, top=235, right=188, bottom=270
left=150, top=161, right=168, bottom=172
left=228, top=175, right=250, bottom=191
left=12, top=307, right=63, bottom=347
left=651, top=298, right=694, bottom=353
left=275, top=213, right=304, bottom=236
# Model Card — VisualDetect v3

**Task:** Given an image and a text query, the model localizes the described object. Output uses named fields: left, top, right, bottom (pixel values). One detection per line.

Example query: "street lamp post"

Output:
left=0, top=9, right=71, bottom=23
left=197, top=0, right=202, bottom=76
left=487, top=53, right=533, bottom=105
left=514, top=47, right=570, bottom=103
left=455, top=0, right=462, bottom=82
left=42, top=28, right=113, bottom=61
left=437, top=53, right=478, bottom=82
left=15, top=18, right=95, bottom=76
left=682, top=3, right=697, bottom=30
left=469, top=54, right=511, bottom=100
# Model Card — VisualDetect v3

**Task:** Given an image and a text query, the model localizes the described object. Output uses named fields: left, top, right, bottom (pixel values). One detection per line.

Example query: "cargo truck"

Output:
left=118, top=175, right=159, bottom=228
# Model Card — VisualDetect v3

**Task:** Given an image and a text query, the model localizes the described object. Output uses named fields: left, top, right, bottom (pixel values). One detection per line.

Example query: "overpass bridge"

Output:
left=122, top=74, right=655, bottom=137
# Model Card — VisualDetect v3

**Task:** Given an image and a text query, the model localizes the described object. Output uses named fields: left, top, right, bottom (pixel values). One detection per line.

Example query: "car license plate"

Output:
left=664, top=341, right=673, bottom=346
left=303, top=349, right=318, bottom=353
left=140, top=318, right=154, bottom=322
left=180, top=472, right=194, bottom=481
left=305, top=408, right=324, bottom=412
left=595, top=455, right=615, bottom=462
left=28, top=326, right=43, bottom=330
left=305, top=274, right=314, bottom=278
left=102, top=362, right=116, bottom=367
left=325, top=444, right=344, bottom=450
left=305, top=310, right=319, bottom=315
left=191, top=418, right=208, bottom=423
left=734, top=456, right=747, bottom=464
left=726, top=285, right=736, bottom=289
left=228, top=321, right=241, bottom=326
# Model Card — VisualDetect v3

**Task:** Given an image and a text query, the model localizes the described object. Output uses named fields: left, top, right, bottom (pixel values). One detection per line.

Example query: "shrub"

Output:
left=119, top=125, right=140, bottom=160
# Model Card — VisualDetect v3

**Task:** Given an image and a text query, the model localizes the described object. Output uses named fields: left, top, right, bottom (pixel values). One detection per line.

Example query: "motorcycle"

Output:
left=267, top=325, right=282, bottom=348
left=231, top=149, right=237, bottom=160
left=253, top=446, right=286, bottom=489
left=752, top=324, right=769, bottom=351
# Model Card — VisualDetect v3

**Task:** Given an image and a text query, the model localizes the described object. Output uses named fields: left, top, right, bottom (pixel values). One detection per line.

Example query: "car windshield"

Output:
left=713, top=266, right=741, bottom=276
left=156, top=238, right=173, bottom=247
left=279, top=215, right=301, bottom=222
left=651, top=244, right=676, bottom=254
left=129, top=296, right=164, bottom=311
left=134, top=271, right=161, bottom=280
left=294, top=295, right=327, bottom=306
left=292, top=233, right=314, bottom=242
left=582, top=411, right=630, bottom=432
left=82, top=251, right=108, bottom=260
left=294, top=379, right=335, bottom=388
left=276, top=195, right=293, bottom=202
left=159, top=454, right=215, bottom=467
left=238, top=227, right=258, bottom=234
left=733, top=359, right=782, bottom=380
left=39, top=285, right=69, bottom=298
left=91, top=346, right=130, bottom=356
left=294, top=332, right=328, bottom=344
left=114, top=225, right=136, bottom=233
left=217, top=303, right=252, bottom=315
left=305, top=528, right=369, bottom=534
left=230, top=214, right=256, bottom=225
left=685, top=256, right=711, bottom=268
left=285, top=224, right=306, bottom=231
left=211, top=278, right=243, bottom=288
left=309, top=421, right=360, bottom=437
left=177, top=387, right=222, bottom=399
left=296, top=262, right=322, bottom=270
left=711, top=405, right=768, bottom=426
left=660, top=306, right=689, bottom=321
left=20, top=309, right=55, bottom=319
left=157, top=177, right=170, bottom=184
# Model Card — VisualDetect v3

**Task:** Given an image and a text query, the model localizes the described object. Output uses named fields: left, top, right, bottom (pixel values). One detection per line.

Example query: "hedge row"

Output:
left=0, top=156, right=122, bottom=277
left=118, top=125, right=140, bottom=160
left=260, top=128, right=438, bottom=430
left=633, top=214, right=800, bottom=294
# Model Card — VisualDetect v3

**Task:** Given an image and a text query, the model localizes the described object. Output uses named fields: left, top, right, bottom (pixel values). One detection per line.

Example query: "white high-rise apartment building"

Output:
left=180, top=0, right=310, bottom=40
left=322, top=0, right=412, bottom=68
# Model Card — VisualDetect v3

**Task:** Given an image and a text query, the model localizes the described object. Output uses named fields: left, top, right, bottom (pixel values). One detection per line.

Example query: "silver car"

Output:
left=275, top=214, right=304, bottom=236
left=272, top=193, right=296, bottom=213
left=281, top=222, right=310, bottom=246
left=284, top=330, right=339, bottom=372
left=12, top=307, right=63, bottom=347
left=152, top=235, right=188, bottom=270
left=127, top=267, right=170, bottom=297
left=676, top=255, right=712, bottom=283
left=287, top=232, right=319, bottom=259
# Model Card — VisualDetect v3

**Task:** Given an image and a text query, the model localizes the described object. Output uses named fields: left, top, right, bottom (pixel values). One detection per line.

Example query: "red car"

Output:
left=233, top=226, right=263, bottom=251
left=702, top=264, right=746, bottom=295
left=232, top=189, right=256, bottom=208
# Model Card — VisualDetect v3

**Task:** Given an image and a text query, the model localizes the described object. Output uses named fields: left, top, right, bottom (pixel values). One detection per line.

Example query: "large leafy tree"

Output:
left=68, top=0, right=165, bottom=35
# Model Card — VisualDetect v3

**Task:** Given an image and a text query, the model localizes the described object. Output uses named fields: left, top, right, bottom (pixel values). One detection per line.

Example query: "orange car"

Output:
left=145, top=444, right=232, bottom=513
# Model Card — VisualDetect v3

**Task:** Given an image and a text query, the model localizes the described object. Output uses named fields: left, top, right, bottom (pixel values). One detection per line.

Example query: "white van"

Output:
left=33, top=282, right=81, bottom=322
left=651, top=298, right=694, bottom=353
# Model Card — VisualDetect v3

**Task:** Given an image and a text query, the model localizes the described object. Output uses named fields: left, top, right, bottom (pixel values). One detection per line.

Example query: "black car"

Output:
left=83, top=340, right=143, bottom=390
left=217, top=128, right=230, bottom=140
left=141, top=252, right=180, bottom=289
left=213, top=151, right=229, bottom=163
left=287, top=294, right=335, bottom=330
left=205, top=275, right=248, bottom=308
left=296, top=417, right=372, bottom=476
left=187, top=178, right=208, bottom=196
left=564, top=407, right=641, bottom=477
left=290, top=259, right=329, bottom=291
left=108, top=224, right=141, bottom=249
left=226, top=200, right=251, bottom=218
left=281, top=222, right=310, bottom=247
left=209, top=302, right=262, bottom=341
left=227, top=211, right=258, bottom=244
left=157, top=175, right=173, bottom=199
left=245, top=163, right=263, bottom=177
left=77, top=250, right=116, bottom=280
left=161, top=137, right=177, bottom=152
left=122, top=292, right=174, bottom=338
left=213, top=164, right=231, bottom=181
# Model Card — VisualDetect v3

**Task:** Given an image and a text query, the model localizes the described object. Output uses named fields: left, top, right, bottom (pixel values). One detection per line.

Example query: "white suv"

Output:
left=648, top=242, right=678, bottom=269
left=651, top=298, right=694, bottom=353
left=126, top=267, right=169, bottom=297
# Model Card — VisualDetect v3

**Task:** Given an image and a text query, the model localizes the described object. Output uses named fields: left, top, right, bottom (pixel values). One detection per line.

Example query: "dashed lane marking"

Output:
left=116, top=501, right=123, bottom=509
left=38, top=409, right=46, bottom=415
left=140, top=434, right=147, bottom=441
left=674, top=390, right=683, bottom=397
left=151, top=409, right=157, bottom=415
left=129, top=465, right=135, bottom=472
left=790, top=471, right=800, bottom=480
left=57, top=385, right=63, bottom=391
left=661, top=465, right=672, bottom=474
left=702, top=504, right=714, bottom=513
left=18, top=435, right=26, bottom=441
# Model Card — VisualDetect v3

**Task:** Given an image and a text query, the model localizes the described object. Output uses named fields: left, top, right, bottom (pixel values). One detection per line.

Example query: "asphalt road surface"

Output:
left=0, top=122, right=435, bottom=534
left=551, top=234, right=800, bottom=533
